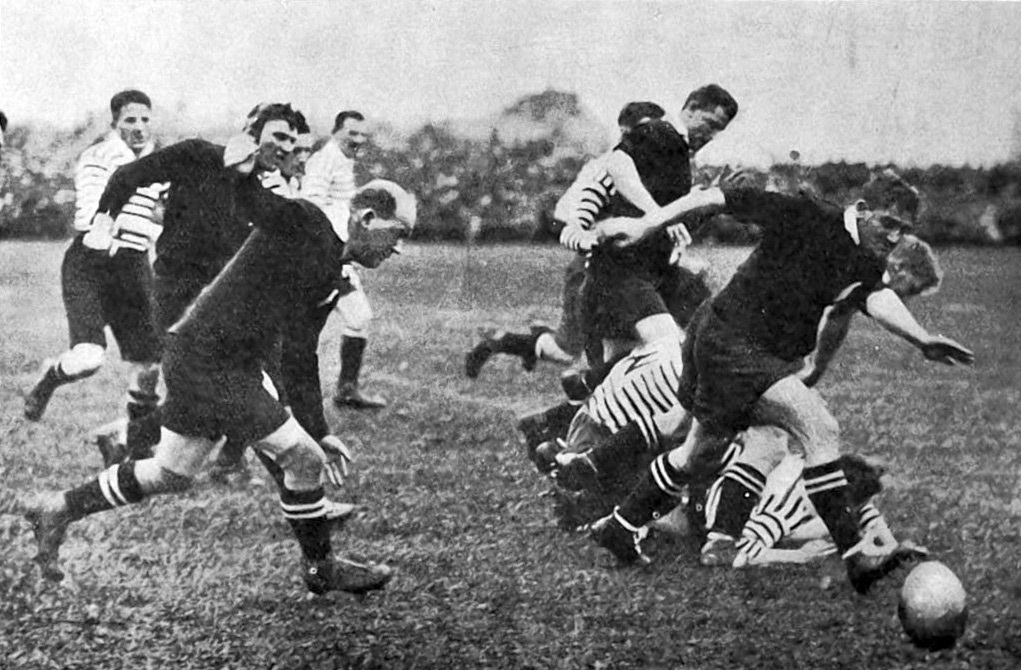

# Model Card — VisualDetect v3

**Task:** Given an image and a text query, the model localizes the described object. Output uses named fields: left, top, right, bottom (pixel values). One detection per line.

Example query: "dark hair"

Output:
left=840, top=454, right=885, bottom=508
left=0, top=110, right=7, bottom=132
left=247, top=102, right=304, bottom=139
left=333, top=110, right=365, bottom=134
left=862, top=168, right=922, bottom=222
left=110, top=89, right=152, bottom=120
left=682, top=84, right=738, bottom=121
left=294, top=110, right=310, bottom=135
left=617, top=101, right=665, bottom=130
left=351, top=184, right=397, bottom=219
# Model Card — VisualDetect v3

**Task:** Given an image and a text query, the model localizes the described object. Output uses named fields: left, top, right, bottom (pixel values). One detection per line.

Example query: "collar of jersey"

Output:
left=106, top=131, right=155, bottom=160
left=843, top=205, right=862, bottom=245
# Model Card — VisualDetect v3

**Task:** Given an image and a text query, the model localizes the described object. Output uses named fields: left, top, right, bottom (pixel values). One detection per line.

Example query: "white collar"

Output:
left=843, top=205, right=861, bottom=245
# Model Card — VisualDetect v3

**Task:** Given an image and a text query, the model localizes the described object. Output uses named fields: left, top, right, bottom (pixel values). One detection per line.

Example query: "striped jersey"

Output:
left=580, top=339, right=683, bottom=449
left=301, top=139, right=356, bottom=241
left=74, top=131, right=165, bottom=253
left=555, top=151, right=616, bottom=251
left=706, top=452, right=890, bottom=567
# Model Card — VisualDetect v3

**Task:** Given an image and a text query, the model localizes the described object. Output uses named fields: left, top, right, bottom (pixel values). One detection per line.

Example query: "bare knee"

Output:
left=60, top=343, right=105, bottom=377
left=273, top=440, right=325, bottom=489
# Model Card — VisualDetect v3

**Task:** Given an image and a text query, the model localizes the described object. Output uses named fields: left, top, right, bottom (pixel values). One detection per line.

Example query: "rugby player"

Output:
left=589, top=170, right=973, bottom=593
left=25, top=90, right=165, bottom=426
left=20, top=180, right=416, bottom=595
left=303, top=110, right=388, bottom=410
left=464, top=101, right=668, bottom=378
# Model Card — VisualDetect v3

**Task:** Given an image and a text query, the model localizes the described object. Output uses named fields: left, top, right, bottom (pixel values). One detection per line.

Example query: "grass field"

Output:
left=1, top=240, right=1019, bottom=669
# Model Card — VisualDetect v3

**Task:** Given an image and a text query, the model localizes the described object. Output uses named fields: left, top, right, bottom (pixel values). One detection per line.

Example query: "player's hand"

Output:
left=665, top=223, right=692, bottom=267
left=794, top=538, right=837, bottom=562
left=319, top=435, right=353, bottom=487
left=711, top=164, right=755, bottom=189
left=920, top=335, right=974, bottom=366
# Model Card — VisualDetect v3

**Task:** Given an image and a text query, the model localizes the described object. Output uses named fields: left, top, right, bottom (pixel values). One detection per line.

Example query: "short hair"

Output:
left=862, top=168, right=922, bottom=222
left=110, top=89, right=152, bottom=121
left=245, top=102, right=304, bottom=139
left=617, top=101, right=665, bottom=130
left=293, top=110, right=310, bottom=135
left=886, top=234, right=943, bottom=297
left=352, top=179, right=417, bottom=232
left=0, top=110, right=7, bottom=132
left=333, top=110, right=365, bottom=134
left=682, top=84, right=738, bottom=121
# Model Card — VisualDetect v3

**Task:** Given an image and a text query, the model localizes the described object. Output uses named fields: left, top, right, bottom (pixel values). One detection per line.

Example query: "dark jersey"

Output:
left=590, top=120, right=692, bottom=279
left=98, top=139, right=260, bottom=290
left=711, top=188, right=886, bottom=361
left=169, top=192, right=346, bottom=371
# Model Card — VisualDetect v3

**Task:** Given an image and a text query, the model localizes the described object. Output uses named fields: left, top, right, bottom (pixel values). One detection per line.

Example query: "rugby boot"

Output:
left=553, top=449, right=600, bottom=492
left=532, top=439, right=565, bottom=474
left=24, top=360, right=61, bottom=422
left=323, top=500, right=362, bottom=526
left=590, top=512, right=651, bottom=566
left=333, top=383, right=387, bottom=410
left=23, top=492, right=71, bottom=581
left=303, top=556, right=394, bottom=595
left=845, top=541, right=930, bottom=594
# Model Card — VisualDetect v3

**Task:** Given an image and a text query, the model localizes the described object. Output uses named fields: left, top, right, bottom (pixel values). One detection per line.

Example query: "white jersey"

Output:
left=75, top=131, right=165, bottom=254
left=301, top=139, right=356, bottom=241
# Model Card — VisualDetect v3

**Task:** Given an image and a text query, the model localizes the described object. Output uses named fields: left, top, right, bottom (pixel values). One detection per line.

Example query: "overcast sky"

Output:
left=3, top=0, right=1021, bottom=167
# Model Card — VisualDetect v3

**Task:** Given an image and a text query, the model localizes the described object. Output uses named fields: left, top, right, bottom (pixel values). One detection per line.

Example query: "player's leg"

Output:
left=755, top=376, right=900, bottom=593
left=251, top=417, right=392, bottom=594
left=26, top=240, right=108, bottom=421
left=465, top=324, right=558, bottom=378
left=333, top=284, right=386, bottom=409
left=21, top=428, right=216, bottom=581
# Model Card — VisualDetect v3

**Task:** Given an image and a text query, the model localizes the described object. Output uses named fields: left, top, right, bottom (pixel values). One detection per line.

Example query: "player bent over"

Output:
left=590, top=171, right=973, bottom=593
left=21, top=180, right=416, bottom=595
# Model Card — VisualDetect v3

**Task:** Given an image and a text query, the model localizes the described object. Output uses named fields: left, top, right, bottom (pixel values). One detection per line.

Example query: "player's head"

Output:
left=856, top=169, right=922, bottom=261
left=839, top=454, right=885, bottom=509
left=109, top=89, right=152, bottom=157
left=678, top=84, right=738, bottom=152
left=280, top=113, right=314, bottom=180
left=346, top=179, right=417, bottom=268
left=617, top=101, right=666, bottom=134
left=243, top=102, right=303, bottom=173
left=885, top=234, right=942, bottom=299
left=332, top=110, right=367, bottom=158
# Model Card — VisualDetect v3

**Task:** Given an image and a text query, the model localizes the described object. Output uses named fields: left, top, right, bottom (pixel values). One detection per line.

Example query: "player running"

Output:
left=19, top=180, right=416, bottom=595
left=25, top=90, right=165, bottom=427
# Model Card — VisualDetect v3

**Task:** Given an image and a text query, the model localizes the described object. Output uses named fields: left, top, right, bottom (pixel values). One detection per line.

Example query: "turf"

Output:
left=1, top=241, right=1019, bottom=669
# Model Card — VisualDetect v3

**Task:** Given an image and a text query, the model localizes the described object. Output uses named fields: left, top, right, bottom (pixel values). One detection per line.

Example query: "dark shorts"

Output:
left=61, top=235, right=161, bottom=363
left=680, top=301, right=802, bottom=432
left=554, top=254, right=589, bottom=356
left=160, top=335, right=290, bottom=445
left=583, top=261, right=712, bottom=343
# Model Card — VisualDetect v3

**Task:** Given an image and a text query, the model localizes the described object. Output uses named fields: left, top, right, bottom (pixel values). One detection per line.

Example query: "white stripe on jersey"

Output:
left=583, top=340, right=683, bottom=449
left=555, top=152, right=617, bottom=251
left=302, top=140, right=355, bottom=241
left=74, top=132, right=156, bottom=233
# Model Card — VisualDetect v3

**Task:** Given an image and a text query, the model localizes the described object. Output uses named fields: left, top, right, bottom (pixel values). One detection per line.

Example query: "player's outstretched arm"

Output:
left=597, top=186, right=726, bottom=248
left=865, top=288, right=974, bottom=366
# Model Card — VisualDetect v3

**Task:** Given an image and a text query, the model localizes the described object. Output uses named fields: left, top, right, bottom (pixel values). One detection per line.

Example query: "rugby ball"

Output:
left=897, top=561, right=968, bottom=650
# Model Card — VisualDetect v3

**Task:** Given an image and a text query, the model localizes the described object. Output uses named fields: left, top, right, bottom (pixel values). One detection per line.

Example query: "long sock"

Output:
left=64, top=461, right=146, bottom=521
left=338, top=336, right=366, bottom=389
left=126, top=408, right=162, bottom=460
left=126, top=389, right=160, bottom=423
left=495, top=331, right=536, bottom=359
left=705, top=462, right=767, bottom=539
left=280, top=487, right=331, bottom=562
left=615, top=453, right=687, bottom=528
left=804, top=461, right=860, bottom=554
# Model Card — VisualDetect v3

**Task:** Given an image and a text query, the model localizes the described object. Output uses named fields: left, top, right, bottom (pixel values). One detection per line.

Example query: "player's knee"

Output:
left=275, top=440, right=324, bottom=487
left=134, top=459, right=195, bottom=493
left=60, top=343, right=106, bottom=377
left=156, top=467, right=194, bottom=492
